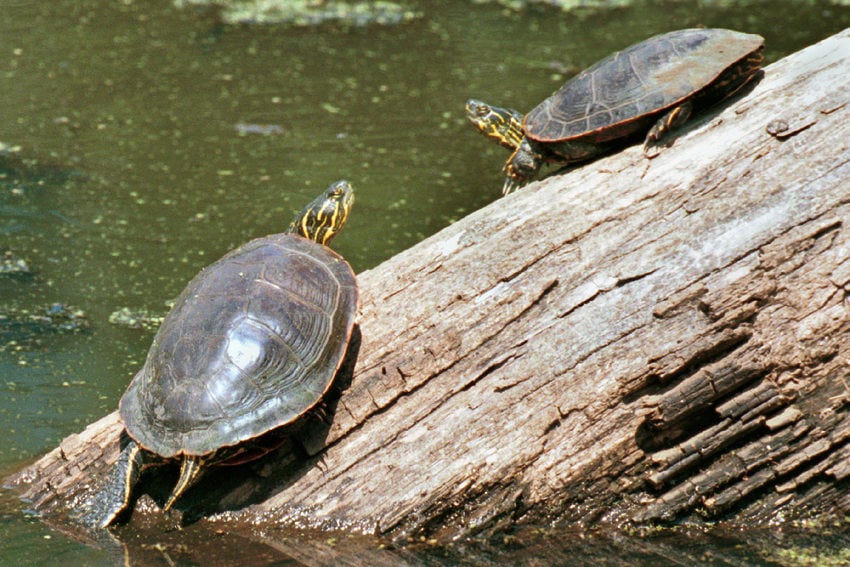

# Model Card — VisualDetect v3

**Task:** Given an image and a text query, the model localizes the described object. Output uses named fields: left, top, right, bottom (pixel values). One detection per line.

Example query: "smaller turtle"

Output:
left=88, top=180, right=358, bottom=528
left=466, top=28, right=764, bottom=194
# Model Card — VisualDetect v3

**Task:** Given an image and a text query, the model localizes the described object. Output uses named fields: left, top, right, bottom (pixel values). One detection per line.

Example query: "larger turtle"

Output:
left=90, top=180, right=358, bottom=528
left=466, top=28, right=764, bottom=194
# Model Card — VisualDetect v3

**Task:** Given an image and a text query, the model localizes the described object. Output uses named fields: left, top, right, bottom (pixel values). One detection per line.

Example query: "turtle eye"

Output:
left=475, top=105, right=490, bottom=117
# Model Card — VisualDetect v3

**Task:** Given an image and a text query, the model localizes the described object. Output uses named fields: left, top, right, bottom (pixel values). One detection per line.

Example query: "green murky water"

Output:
left=2, top=0, right=849, bottom=564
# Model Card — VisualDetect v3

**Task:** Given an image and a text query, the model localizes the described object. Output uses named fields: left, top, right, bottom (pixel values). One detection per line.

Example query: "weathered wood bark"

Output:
left=6, top=29, right=850, bottom=541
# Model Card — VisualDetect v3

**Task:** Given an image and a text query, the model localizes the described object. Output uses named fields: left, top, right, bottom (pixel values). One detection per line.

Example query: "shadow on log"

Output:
left=5, top=29, right=850, bottom=543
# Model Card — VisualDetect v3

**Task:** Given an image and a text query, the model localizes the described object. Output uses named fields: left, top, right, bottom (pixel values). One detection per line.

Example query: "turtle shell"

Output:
left=524, top=28, right=764, bottom=144
left=119, top=233, right=358, bottom=458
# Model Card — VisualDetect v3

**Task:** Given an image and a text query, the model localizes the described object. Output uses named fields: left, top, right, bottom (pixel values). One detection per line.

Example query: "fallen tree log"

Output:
left=5, top=28, right=850, bottom=542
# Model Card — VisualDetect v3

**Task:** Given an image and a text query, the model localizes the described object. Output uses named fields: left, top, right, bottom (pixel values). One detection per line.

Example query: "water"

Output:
left=1, top=0, right=849, bottom=564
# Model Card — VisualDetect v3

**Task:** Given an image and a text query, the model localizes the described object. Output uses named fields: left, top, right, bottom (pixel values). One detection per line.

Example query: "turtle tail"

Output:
left=163, top=455, right=205, bottom=512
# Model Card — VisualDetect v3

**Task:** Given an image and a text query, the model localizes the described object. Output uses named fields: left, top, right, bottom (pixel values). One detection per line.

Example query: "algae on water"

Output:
left=471, top=0, right=635, bottom=10
left=175, top=0, right=421, bottom=26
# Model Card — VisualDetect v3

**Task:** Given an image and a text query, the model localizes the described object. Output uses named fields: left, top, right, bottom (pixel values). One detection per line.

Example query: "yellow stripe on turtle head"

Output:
left=465, top=99, right=525, bottom=152
left=289, top=180, right=355, bottom=246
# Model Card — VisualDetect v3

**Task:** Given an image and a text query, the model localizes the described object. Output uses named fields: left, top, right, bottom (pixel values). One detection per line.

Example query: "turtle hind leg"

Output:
left=163, top=455, right=206, bottom=512
left=79, top=439, right=150, bottom=528
left=643, top=101, right=694, bottom=156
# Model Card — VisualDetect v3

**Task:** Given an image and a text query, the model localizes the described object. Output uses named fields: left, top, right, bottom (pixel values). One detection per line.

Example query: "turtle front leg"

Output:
left=503, top=137, right=543, bottom=195
left=82, top=439, right=151, bottom=528
left=643, top=101, right=694, bottom=155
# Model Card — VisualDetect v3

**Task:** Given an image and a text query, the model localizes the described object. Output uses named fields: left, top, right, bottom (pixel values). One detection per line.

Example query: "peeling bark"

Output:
left=5, top=30, right=850, bottom=541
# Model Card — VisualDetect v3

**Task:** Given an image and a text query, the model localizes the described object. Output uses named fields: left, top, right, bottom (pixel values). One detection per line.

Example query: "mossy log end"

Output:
left=5, top=29, right=850, bottom=541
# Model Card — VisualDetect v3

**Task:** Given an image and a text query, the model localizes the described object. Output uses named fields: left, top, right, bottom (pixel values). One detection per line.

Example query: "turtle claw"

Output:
left=502, top=177, right=517, bottom=195
left=643, top=140, right=663, bottom=159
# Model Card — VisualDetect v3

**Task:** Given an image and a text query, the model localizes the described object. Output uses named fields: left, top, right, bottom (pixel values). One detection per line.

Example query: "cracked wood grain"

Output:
left=5, top=30, right=850, bottom=541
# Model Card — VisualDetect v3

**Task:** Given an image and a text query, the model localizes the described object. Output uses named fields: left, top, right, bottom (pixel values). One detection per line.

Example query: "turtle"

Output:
left=89, top=180, right=359, bottom=528
left=466, top=28, right=765, bottom=194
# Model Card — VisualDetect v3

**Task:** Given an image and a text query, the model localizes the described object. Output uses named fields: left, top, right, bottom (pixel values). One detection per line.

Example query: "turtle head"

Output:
left=288, top=180, right=354, bottom=246
left=465, top=99, right=525, bottom=152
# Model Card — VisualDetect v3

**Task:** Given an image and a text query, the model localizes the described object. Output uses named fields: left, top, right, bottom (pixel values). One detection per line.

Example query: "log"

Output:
left=5, top=29, right=850, bottom=542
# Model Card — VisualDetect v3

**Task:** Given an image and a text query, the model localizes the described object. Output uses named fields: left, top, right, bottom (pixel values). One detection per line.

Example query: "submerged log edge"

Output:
left=5, top=29, right=850, bottom=541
